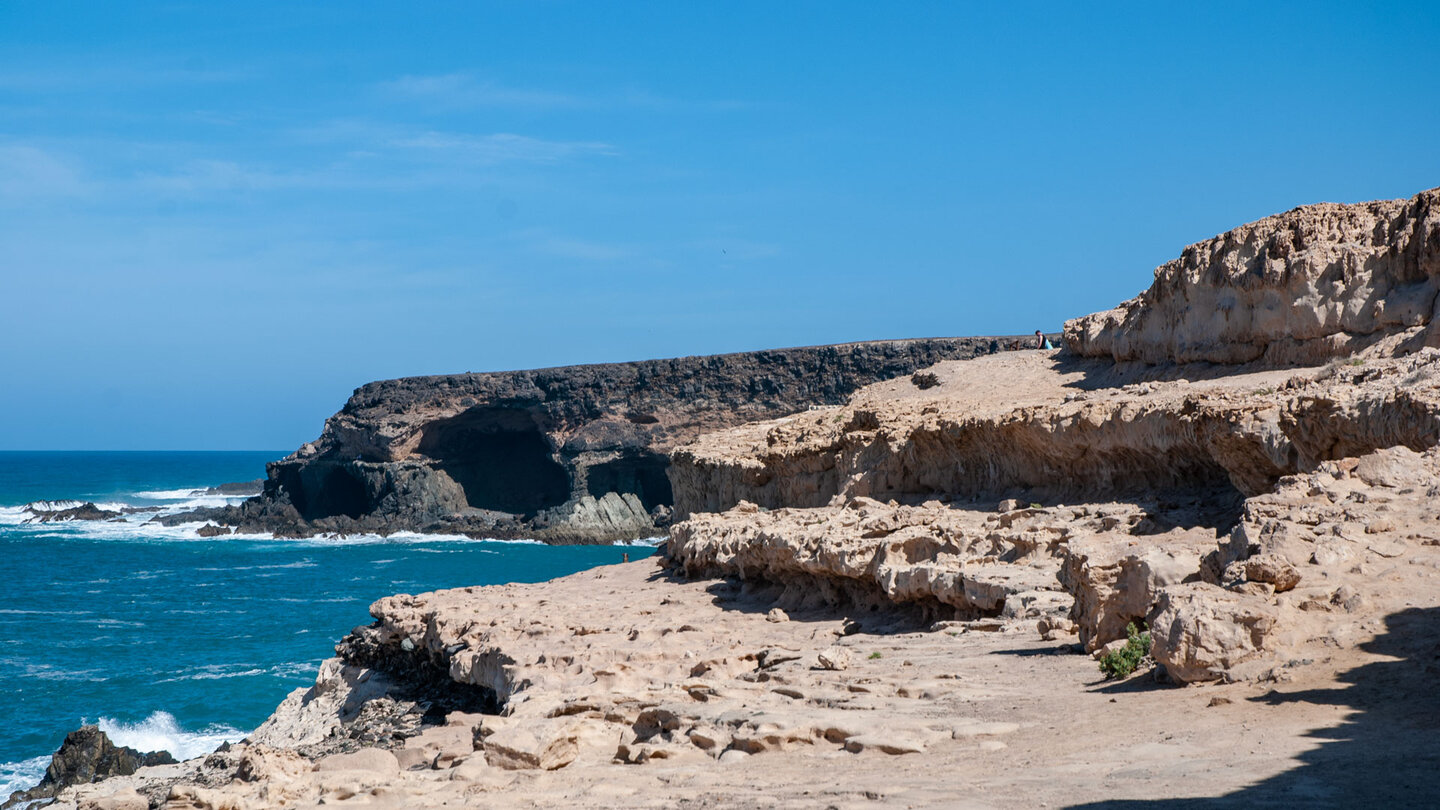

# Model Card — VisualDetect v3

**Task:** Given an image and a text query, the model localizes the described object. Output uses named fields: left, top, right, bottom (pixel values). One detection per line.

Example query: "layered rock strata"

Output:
left=667, top=344, right=1440, bottom=683
left=1066, top=187, right=1440, bottom=365
left=172, top=337, right=1040, bottom=543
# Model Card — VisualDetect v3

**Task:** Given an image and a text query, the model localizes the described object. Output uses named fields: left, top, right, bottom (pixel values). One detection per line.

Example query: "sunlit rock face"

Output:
left=1066, top=187, right=1440, bottom=366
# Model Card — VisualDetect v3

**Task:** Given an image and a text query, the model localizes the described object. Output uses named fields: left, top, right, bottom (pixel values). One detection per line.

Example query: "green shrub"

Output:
left=1098, top=621, right=1151, bottom=679
left=868, top=651, right=882, bottom=660
left=1029, top=502, right=1043, bottom=510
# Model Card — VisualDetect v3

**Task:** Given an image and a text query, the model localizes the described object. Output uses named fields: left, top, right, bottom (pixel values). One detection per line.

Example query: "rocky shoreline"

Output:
left=21, top=187, right=1440, bottom=808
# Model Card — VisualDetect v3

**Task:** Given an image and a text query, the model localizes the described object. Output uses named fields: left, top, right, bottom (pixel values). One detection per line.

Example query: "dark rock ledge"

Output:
left=160, top=336, right=1049, bottom=544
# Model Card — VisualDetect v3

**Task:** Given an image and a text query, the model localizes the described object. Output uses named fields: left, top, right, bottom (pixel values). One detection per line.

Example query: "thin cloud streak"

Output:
left=377, top=71, right=753, bottom=113
left=378, top=73, right=581, bottom=109
left=0, top=64, right=257, bottom=91
left=390, top=132, right=618, bottom=164
left=0, top=144, right=91, bottom=201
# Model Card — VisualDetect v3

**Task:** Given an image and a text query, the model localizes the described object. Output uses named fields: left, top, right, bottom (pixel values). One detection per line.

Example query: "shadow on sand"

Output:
left=1069, top=606, right=1440, bottom=808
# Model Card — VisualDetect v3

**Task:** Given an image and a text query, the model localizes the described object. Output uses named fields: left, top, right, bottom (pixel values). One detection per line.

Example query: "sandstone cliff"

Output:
left=182, top=337, right=1040, bottom=543
left=1066, top=187, right=1440, bottom=365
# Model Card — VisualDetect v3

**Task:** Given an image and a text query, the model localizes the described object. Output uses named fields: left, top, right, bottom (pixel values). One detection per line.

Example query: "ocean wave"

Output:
left=2, top=507, right=644, bottom=550
left=0, top=754, right=50, bottom=799
left=95, top=711, right=243, bottom=761
left=156, top=660, right=321, bottom=684
left=132, top=488, right=207, bottom=500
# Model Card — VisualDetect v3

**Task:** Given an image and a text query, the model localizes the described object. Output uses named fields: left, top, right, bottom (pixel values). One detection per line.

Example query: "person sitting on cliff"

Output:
left=1034, top=330, right=1054, bottom=350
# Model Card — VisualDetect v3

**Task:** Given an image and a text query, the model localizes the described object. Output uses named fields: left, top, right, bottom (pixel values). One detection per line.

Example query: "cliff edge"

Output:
left=184, top=337, right=1041, bottom=543
left=1066, top=187, right=1440, bottom=365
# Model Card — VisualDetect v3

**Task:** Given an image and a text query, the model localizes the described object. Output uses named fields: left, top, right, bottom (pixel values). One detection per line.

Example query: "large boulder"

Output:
left=1147, top=584, right=1278, bottom=683
left=1059, top=530, right=1212, bottom=652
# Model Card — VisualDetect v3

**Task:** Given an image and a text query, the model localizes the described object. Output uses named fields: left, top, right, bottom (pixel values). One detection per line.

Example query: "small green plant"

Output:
left=868, top=651, right=882, bottom=660
left=1098, top=621, right=1151, bottom=679
left=1347, top=357, right=1366, bottom=366
left=1253, top=386, right=1274, bottom=396
left=1029, top=502, right=1043, bottom=510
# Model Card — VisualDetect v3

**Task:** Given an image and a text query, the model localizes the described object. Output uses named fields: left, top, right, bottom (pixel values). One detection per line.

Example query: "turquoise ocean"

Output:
left=0, top=451, right=644, bottom=796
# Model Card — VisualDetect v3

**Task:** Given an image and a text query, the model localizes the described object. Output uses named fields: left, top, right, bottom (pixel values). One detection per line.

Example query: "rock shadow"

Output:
left=1068, top=606, right=1440, bottom=808
left=1047, top=349, right=1320, bottom=392
left=646, top=565, right=955, bottom=633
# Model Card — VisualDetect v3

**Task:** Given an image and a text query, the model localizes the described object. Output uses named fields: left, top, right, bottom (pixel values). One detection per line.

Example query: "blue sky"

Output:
left=2, top=1, right=1437, bottom=450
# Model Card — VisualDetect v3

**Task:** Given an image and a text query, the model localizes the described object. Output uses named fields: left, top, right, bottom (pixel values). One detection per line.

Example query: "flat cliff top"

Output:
left=674, top=347, right=1315, bottom=483
left=299, top=336, right=1027, bottom=463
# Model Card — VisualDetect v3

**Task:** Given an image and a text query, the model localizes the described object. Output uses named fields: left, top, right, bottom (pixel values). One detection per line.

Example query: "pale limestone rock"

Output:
left=78, top=789, right=147, bottom=810
left=313, top=747, right=399, bottom=775
left=235, top=746, right=310, bottom=782
left=1060, top=531, right=1210, bottom=652
left=1148, top=584, right=1278, bottom=683
left=164, top=785, right=248, bottom=810
left=482, top=722, right=579, bottom=771
left=843, top=734, right=924, bottom=755
left=816, top=646, right=851, bottom=671
left=1065, top=188, right=1440, bottom=365
left=249, top=659, right=397, bottom=749
left=1243, top=554, right=1301, bottom=592
left=1353, top=445, right=1429, bottom=488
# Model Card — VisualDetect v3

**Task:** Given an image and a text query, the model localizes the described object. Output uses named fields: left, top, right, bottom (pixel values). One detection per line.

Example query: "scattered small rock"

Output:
left=816, top=646, right=851, bottom=671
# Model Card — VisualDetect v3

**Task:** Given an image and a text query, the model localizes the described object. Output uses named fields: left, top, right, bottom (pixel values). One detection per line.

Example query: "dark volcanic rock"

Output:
left=21, top=501, right=122, bottom=523
left=202, top=479, right=264, bottom=496
left=2, top=726, right=176, bottom=808
left=168, top=338, right=1039, bottom=543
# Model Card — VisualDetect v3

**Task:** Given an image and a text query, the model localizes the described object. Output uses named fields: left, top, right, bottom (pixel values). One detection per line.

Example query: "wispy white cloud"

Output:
left=527, top=233, right=636, bottom=262
left=134, top=159, right=293, bottom=193
left=390, top=131, right=617, bottom=164
left=0, top=145, right=90, bottom=201
left=0, top=64, right=255, bottom=92
left=378, top=71, right=751, bottom=113
left=378, top=73, right=581, bottom=109
left=127, top=127, right=617, bottom=195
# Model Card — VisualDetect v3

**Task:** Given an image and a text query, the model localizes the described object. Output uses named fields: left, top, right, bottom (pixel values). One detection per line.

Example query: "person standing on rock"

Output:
left=1035, top=330, right=1054, bottom=350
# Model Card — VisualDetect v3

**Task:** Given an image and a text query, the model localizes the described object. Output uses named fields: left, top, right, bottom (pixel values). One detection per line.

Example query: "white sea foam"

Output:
left=132, top=488, right=207, bottom=500
left=95, top=711, right=243, bottom=761
left=3, top=501, right=625, bottom=550
left=21, top=499, right=88, bottom=511
left=0, top=754, right=50, bottom=798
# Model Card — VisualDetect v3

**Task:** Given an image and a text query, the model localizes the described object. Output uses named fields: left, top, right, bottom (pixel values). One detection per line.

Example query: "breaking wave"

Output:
left=95, top=711, right=243, bottom=762
left=0, top=754, right=50, bottom=799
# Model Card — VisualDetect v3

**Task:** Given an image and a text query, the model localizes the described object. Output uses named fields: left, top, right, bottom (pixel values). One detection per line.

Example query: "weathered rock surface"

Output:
left=668, top=495, right=1156, bottom=622
left=1066, top=187, right=1440, bottom=365
left=166, top=338, right=1037, bottom=543
left=669, top=348, right=1440, bottom=520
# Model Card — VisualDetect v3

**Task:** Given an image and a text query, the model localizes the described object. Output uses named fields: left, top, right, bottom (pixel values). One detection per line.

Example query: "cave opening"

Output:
left=419, top=407, right=571, bottom=516
left=585, top=451, right=673, bottom=511
left=310, top=466, right=372, bottom=520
